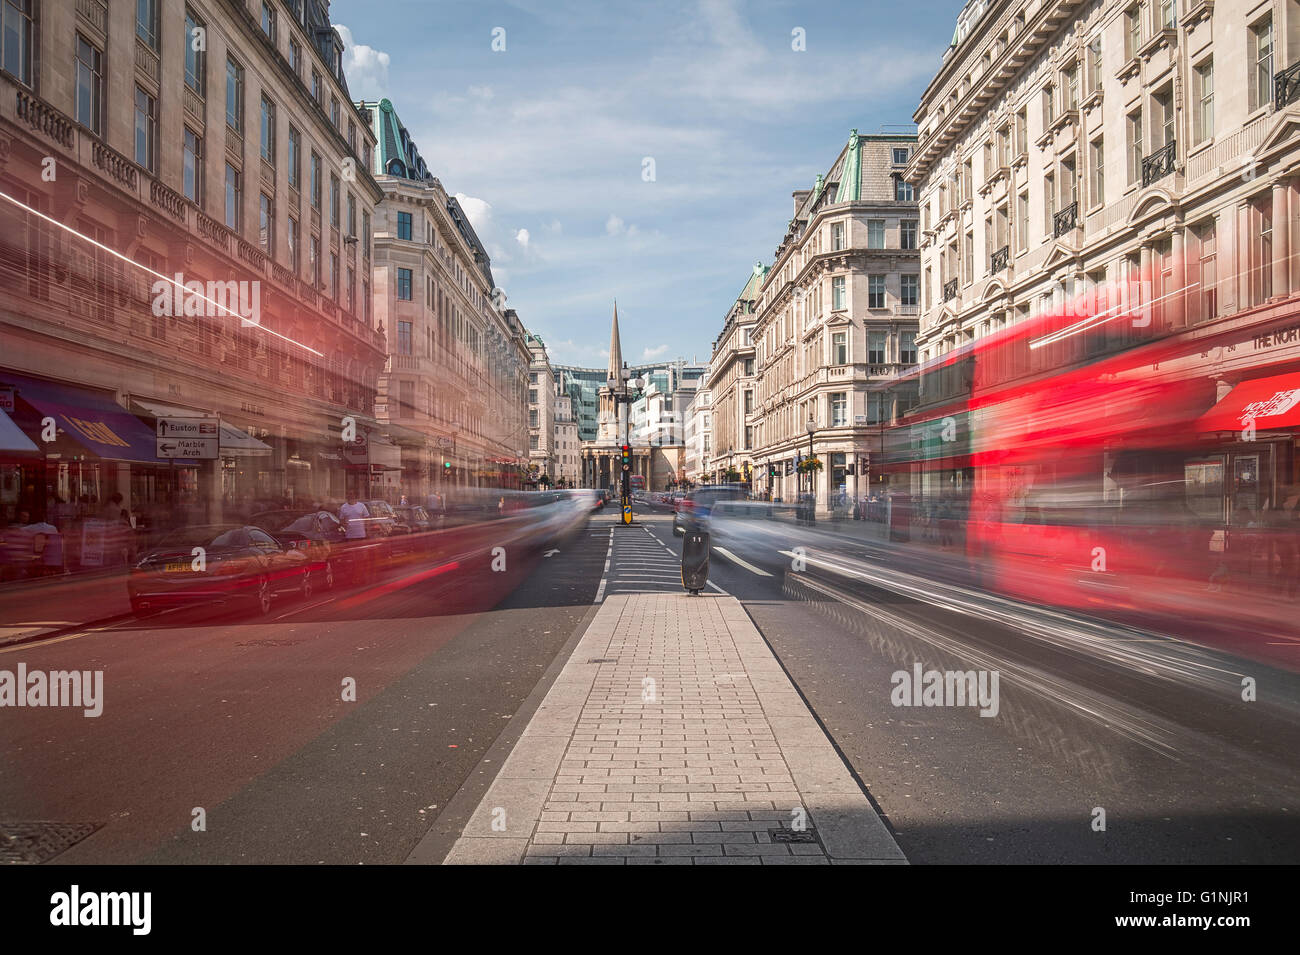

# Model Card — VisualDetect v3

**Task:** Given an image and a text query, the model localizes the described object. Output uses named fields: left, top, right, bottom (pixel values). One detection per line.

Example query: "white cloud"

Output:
left=642, top=344, right=669, bottom=359
left=455, top=194, right=494, bottom=233
left=605, top=214, right=640, bottom=237
left=516, top=229, right=530, bottom=247
left=468, top=85, right=495, bottom=101
left=335, top=25, right=391, bottom=99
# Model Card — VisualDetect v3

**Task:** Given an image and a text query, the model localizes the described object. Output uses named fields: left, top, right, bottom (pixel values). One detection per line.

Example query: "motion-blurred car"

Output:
left=128, top=524, right=311, bottom=616
left=394, top=503, right=439, bottom=533
left=250, top=508, right=365, bottom=587
left=673, top=485, right=747, bottom=535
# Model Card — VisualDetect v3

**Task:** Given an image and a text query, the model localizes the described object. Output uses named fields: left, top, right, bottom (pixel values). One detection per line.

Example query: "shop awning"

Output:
left=131, top=399, right=272, bottom=458
left=5, top=374, right=158, bottom=463
left=1197, top=372, right=1300, bottom=433
left=0, top=408, right=39, bottom=455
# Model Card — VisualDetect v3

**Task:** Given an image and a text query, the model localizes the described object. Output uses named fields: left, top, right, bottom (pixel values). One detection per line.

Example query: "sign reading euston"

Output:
left=155, top=417, right=218, bottom=459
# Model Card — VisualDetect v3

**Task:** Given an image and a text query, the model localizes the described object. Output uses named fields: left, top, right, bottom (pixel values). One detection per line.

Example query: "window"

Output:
left=868, top=331, right=886, bottom=364
left=1195, top=219, right=1217, bottom=322
left=1062, top=63, right=1079, bottom=111
left=226, top=59, right=244, bottom=133
left=892, top=147, right=909, bottom=165
left=900, top=331, right=917, bottom=364
left=329, top=251, right=338, bottom=299
left=287, top=127, right=300, bottom=189
left=901, top=274, right=919, bottom=307
left=310, top=234, right=319, bottom=286
left=399, top=381, right=414, bottom=419
left=1158, top=0, right=1175, bottom=30
left=1127, top=109, right=1143, bottom=184
left=1, top=0, right=33, bottom=85
left=964, top=230, right=974, bottom=280
left=75, top=34, right=103, bottom=135
left=1250, top=17, right=1273, bottom=112
left=1090, top=138, right=1104, bottom=207
left=183, top=128, right=203, bottom=203
left=260, top=1, right=276, bottom=41
left=1042, top=83, right=1055, bottom=127
left=900, top=219, right=917, bottom=250
left=260, top=96, right=275, bottom=164
left=259, top=193, right=273, bottom=253
left=832, top=332, right=847, bottom=365
left=289, top=38, right=301, bottom=76
left=134, top=86, right=157, bottom=173
left=743, top=390, right=754, bottom=415
left=743, top=357, right=755, bottom=375
left=331, top=96, right=340, bottom=129
left=831, top=221, right=845, bottom=251
left=1087, top=36, right=1102, bottom=94
left=397, top=267, right=412, bottom=300
left=137, top=0, right=159, bottom=50
left=868, top=275, right=886, bottom=309
left=867, top=219, right=885, bottom=248
left=1194, top=59, right=1214, bottom=144
left=1153, top=86, right=1174, bottom=149
left=288, top=216, right=298, bottom=271
left=397, top=321, right=412, bottom=354
left=894, top=176, right=913, bottom=201
left=311, top=69, right=322, bottom=104
left=1017, top=190, right=1029, bottom=250
left=224, top=163, right=241, bottom=230
left=1125, top=4, right=1142, bottom=59
left=1015, top=108, right=1027, bottom=155
left=832, top=276, right=846, bottom=310
left=528, top=389, right=538, bottom=404
left=310, top=152, right=321, bottom=208
left=1062, top=154, right=1078, bottom=207
left=1253, top=194, right=1273, bottom=303
left=330, top=174, right=339, bottom=227
left=362, top=212, right=371, bottom=257
left=397, top=211, right=412, bottom=241
left=1044, top=173, right=1055, bottom=234
left=348, top=195, right=356, bottom=237
left=830, top=393, right=847, bottom=427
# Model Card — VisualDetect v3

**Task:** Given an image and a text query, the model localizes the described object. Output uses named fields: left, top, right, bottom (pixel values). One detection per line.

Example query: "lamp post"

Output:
left=805, top=416, right=817, bottom=523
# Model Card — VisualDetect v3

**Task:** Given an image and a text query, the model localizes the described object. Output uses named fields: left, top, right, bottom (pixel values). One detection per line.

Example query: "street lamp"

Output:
left=805, top=416, right=817, bottom=522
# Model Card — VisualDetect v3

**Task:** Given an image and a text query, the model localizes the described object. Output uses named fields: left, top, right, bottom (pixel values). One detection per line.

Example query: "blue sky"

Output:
left=331, top=0, right=957, bottom=367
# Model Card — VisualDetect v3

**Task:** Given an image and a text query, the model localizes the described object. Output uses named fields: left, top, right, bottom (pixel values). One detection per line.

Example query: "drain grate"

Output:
left=1, top=821, right=102, bottom=864
left=769, top=827, right=819, bottom=844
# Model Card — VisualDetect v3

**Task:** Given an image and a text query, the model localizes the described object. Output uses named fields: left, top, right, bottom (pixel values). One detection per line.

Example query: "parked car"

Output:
left=673, top=485, right=748, bottom=536
left=394, top=504, right=438, bottom=533
left=250, top=508, right=364, bottom=588
left=128, top=524, right=311, bottom=616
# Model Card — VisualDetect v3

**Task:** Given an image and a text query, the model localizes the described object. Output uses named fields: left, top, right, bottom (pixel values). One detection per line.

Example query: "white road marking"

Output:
left=713, top=546, right=772, bottom=577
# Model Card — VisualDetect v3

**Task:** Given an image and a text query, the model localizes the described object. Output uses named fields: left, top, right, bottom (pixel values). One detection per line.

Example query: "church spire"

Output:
left=607, top=300, right=623, bottom=383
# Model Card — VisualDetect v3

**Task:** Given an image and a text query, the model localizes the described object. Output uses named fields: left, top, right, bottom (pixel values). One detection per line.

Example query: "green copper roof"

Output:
left=358, top=98, right=431, bottom=181
left=810, top=174, right=824, bottom=205
left=833, top=129, right=861, bottom=203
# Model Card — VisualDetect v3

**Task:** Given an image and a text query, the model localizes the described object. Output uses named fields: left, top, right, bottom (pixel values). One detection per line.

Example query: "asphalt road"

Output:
left=3, top=497, right=1296, bottom=864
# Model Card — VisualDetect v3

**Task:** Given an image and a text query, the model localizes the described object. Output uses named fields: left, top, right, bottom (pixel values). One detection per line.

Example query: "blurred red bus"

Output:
left=877, top=266, right=1300, bottom=665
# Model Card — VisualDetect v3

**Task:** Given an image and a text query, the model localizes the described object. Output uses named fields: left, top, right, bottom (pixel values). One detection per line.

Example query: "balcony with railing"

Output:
left=1277, top=62, right=1300, bottom=110
left=990, top=244, right=1010, bottom=273
left=90, top=138, right=138, bottom=190
left=943, top=278, right=958, bottom=302
left=1053, top=201, right=1078, bottom=238
left=1141, top=140, right=1176, bottom=187
left=149, top=179, right=187, bottom=223
left=14, top=89, right=73, bottom=149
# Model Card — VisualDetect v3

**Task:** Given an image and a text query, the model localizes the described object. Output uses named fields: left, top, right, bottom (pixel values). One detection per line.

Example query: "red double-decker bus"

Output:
left=877, top=269, right=1300, bottom=668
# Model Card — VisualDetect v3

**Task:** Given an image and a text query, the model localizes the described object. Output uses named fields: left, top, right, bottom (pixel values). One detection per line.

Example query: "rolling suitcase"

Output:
left=681, top=528, right=709, bottom=595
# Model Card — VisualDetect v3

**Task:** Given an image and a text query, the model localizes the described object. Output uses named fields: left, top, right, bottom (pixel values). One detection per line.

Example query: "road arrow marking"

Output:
left=714, top=546, right=772, bottom=576
left=543, top=549, right=560, bottom=557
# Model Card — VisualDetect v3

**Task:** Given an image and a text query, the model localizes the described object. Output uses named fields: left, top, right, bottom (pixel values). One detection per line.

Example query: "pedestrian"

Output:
left=339, top=494, right=370, bottom=540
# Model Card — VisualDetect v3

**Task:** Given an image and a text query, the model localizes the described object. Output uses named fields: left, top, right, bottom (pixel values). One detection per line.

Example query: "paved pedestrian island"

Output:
left=442, top=592, right=905, bottom=865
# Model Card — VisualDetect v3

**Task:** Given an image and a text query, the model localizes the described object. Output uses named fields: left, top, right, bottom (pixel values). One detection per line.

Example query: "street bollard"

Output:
left=681, top=527, right=709, bottom=595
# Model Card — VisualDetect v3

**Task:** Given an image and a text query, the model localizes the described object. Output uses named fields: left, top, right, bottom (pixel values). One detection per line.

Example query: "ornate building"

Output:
left=0, top=0, right=387, bottom=531
left=362, top=96, right=530, bottom=494
left=749, top=130, right=922, bottom=511
left=707, top=264, right=765, bottom=484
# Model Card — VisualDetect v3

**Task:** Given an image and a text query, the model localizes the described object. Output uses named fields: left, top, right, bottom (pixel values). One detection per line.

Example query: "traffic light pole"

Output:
left=619, top=398, right=633, bottom=525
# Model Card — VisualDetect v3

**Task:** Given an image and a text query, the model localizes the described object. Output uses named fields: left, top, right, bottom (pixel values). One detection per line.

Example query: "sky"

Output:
left=330, top=0, right=958, bottom=368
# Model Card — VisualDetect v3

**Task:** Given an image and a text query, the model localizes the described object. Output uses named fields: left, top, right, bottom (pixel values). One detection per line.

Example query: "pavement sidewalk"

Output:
left=440, top=591, right=905, bottom=865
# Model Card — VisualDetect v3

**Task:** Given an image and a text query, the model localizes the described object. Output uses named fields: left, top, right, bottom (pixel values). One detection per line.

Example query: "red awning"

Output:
left=1197, top=372, right=1300, bottom=433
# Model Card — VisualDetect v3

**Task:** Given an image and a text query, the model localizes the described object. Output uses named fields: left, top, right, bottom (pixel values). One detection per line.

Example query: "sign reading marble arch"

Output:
left=155, top=417, right=218, bottom=459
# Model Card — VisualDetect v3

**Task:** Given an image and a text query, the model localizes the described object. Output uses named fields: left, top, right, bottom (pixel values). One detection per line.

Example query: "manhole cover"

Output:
left=769, top=827, right=819, bottom=844
left=1, top=822, right=101, bottom=864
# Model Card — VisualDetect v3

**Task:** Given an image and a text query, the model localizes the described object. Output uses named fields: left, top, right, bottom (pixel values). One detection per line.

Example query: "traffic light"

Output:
left=620, top=444, right=631, bottom=471
left=444, top=461, right=451, bottom=470
left=769, top=466, right=778, bottom=478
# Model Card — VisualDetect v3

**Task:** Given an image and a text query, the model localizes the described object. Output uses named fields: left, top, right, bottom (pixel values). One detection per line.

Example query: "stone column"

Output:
left=1238, top=201, right=1252, bottom=308
left=1171, top=227, right=1187, bottom=329
left=1273, top=178, right=1290, bottom=300
left=1138, top=242, right=1152, bottom=329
